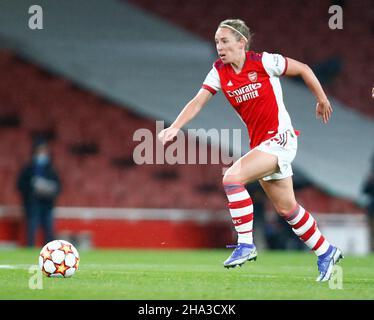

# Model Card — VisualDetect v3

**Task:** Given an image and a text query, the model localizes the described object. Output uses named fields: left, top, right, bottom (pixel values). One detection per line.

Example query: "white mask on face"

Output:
left=34, top=153, right=50, bottom=166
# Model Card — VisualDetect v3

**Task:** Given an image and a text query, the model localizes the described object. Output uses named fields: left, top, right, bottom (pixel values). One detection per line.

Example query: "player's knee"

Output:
left=222, top=164, right=248, bottom=185
left=222, top=173, right=243, bottom=186
left=275, top=202, right=298, bottom=218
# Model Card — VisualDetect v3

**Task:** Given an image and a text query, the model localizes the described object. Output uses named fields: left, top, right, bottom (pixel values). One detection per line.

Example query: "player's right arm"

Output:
left=158, top=88, right=213, bottom=145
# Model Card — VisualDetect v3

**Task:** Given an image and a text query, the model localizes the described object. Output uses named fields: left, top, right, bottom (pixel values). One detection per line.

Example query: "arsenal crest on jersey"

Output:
left=248, top=71, right=257, bottom=82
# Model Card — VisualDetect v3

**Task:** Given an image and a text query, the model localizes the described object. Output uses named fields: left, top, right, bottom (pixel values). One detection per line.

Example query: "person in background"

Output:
left=363, top=153, right=374, bottom=251
left=17, top=138, right=61, bottom=247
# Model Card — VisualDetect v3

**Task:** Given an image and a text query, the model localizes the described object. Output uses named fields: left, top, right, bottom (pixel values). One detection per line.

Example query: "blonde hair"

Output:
left=218, top=19, right=252, bottom=51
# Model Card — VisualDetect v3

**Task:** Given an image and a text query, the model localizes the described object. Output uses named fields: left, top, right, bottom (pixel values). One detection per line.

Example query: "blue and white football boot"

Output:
left=316, top=245, right=344, bottom=282
left=223, top=243, right=257, bottom=268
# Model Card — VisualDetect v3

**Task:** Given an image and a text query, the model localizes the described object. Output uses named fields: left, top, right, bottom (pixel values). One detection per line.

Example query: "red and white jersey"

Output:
left=202, top=51, right=294, bottom=149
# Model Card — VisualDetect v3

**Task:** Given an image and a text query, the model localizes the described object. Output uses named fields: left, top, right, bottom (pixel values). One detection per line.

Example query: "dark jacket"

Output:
left=363, top=173, right=374, bottom=216
left=17, top=162, right=61, bottom=208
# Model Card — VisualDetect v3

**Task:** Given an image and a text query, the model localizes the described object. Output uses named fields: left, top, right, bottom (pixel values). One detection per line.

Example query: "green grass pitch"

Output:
left=1, top=248, right=374, bottom=299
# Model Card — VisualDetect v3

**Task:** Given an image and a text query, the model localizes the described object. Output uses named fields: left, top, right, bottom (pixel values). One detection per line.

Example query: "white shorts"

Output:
left=253, top=129, right=298, bottom=181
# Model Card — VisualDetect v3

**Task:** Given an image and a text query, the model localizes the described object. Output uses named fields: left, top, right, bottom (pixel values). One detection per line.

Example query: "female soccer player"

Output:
left=158, top=19, right=342, bottom=282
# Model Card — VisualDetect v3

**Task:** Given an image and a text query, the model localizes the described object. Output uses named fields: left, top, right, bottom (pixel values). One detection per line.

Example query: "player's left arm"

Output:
left=284, top=57, right=333, bottom=124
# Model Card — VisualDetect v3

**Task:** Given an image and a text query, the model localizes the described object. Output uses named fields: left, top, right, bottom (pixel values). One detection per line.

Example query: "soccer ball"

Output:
left=39, top=240, right=80, bottom=278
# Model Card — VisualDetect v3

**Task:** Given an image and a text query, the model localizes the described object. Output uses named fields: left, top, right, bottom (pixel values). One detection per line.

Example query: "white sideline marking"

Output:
left=0, top=264, right=31, bottom=270
left=0, top=265, right=15, bottom=269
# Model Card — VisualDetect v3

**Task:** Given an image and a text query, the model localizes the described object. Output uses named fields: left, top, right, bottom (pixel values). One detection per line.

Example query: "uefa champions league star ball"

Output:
left=39, top=240, right=80, bottom=278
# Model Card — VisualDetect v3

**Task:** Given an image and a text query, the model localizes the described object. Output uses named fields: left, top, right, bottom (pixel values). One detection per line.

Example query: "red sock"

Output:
left=223, top=183, right=254, bottom=244
left=285, top=204, right=330, bottom=256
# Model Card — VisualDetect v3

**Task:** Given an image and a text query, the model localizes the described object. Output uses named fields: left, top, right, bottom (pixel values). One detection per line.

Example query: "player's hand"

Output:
left=158, top=127, right=180, bottom=145
left=315, top=99, right=333, bottom=124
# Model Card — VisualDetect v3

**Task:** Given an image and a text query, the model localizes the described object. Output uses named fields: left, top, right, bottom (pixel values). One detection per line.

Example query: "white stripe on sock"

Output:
left=229, top=205, right=253, bottom=218
left=314, top=240, right=330, bottom=256
left=292, top=214, right=314, bottom=237
left=304, top=230, right=321, bottom=249
left=227, top=190, right=250, bottom=202
left=287, top=206, right=305, bottom=226
left=235, top=222, right=253, bottom=233
left=238, top=232, right=253, bottom=244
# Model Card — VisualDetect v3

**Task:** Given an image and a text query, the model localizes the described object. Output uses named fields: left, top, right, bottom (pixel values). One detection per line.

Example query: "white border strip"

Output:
left=0, top=207, right=365, bottom=223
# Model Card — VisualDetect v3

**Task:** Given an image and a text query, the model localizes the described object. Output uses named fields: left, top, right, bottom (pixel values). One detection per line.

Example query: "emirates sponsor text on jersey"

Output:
left=226, top=83, right=261, bottom=103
